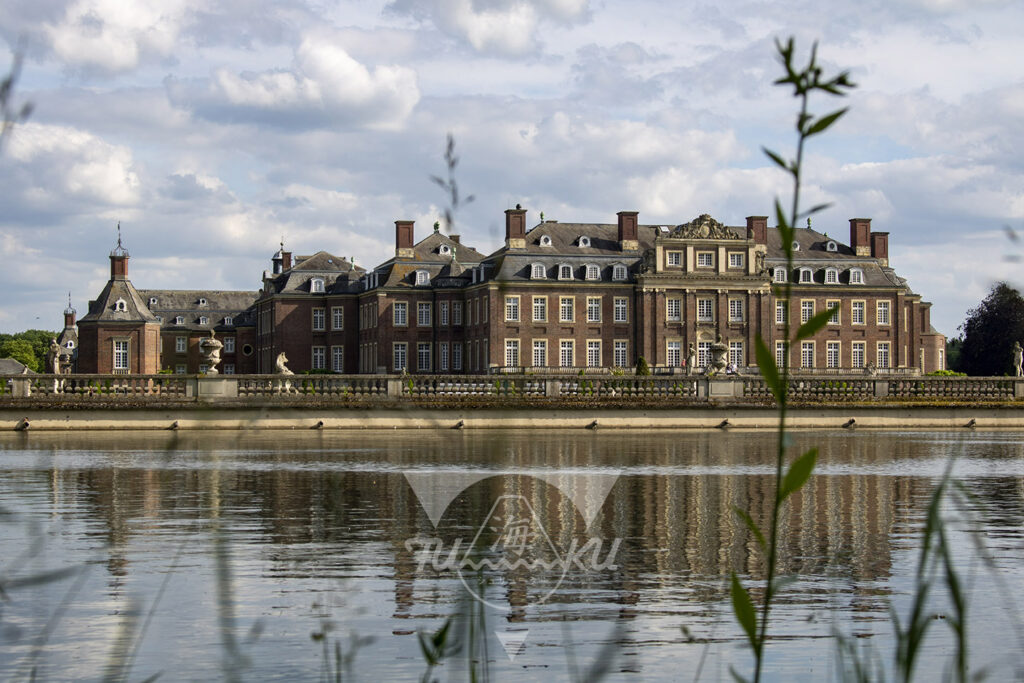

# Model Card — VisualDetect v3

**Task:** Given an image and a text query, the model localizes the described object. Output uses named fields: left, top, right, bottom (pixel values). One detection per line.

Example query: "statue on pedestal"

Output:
left=686, top=343, right=696, bottom=376
left=1013, top=341, right=1023, bottom=377
left=199, top=333, right=223, bottom=375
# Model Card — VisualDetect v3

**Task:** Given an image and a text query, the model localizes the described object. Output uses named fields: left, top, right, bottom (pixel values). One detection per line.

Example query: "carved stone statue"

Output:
left=673, top=214, right=742, bottom=240
left=199, top=333, right=223, bottom=375
left=275, top=352, right=294, bottom=375
left=1013, top=341, right=1023, bottom=377
left=47, top=338, right=61, bottom=375
left=707, top=335, right=729, bottom=375
left=686, top=343, right=696, bottom=376
left=755, top=250, right=766, bottom=275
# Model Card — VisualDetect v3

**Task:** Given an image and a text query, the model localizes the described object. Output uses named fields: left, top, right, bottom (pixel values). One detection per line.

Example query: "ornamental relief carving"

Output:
left=672, top=214, right=742, bottom=240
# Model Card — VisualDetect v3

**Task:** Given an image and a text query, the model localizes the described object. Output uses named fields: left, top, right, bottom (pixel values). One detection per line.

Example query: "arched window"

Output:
left=585, top=264, right=600, bottom=281
left=539, top=235, right=552, bottom=247
left=149, top=297, right=158, bottom=306
left=439, top=244, right=451, bottom=255
left=792, top=241, right=801, bottom=252
left=310, top=278, right=325, bottom=293
left=825, top=267, right=838, bottom=284
left=175, top=316, right=184, bottom=325
left=414, top=270, right=429, bottom=286
left=199, top=316, right=209, bottom=325
left=849, top=268, right=864, bottom=284
left=558, top=264, right=573, bottom=280
left=531, top=263, right=546, bottom=279
left=578, top=235, right=591, bottom=247
left=224, top=316, right=233, bottom=326
left=826, top=240, right=838, bottom=252
left=773, top=268, right=787, bottom=283
left=113, top=298, right=127, bottom=312
left=198, top=297, right=208, bottom=306
left=612, top=264, right=628, bottom=281
left=799, top=268, right=813, bottom=283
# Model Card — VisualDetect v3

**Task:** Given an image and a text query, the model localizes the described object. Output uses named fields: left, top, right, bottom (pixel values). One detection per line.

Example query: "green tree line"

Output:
left=0, top=329, right=59, bottom=372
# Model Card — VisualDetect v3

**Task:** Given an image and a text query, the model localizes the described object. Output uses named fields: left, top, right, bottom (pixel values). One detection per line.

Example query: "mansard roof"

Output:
left=508, top=221, right=658, bottom=256
left=139, top=289, right=258, bottom=330
left=264, top=251, right=365, bottom=295
left=79, top=278, right=159, bottom=324
left=765, top=227, right=901, bottom=288
left=370, top=232, right=483, bottom=290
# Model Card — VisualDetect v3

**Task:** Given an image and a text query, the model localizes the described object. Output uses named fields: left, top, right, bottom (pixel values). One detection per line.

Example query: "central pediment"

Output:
left=671, top=214, right=742, bottom=240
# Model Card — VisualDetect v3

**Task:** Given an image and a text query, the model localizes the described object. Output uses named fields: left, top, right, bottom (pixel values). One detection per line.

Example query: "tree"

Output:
left=0, top=338, right=39, bottom=371
left=956, top=282, right=1024, bottom=376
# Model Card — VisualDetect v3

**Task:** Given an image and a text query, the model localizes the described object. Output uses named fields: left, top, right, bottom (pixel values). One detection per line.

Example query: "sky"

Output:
left=1, top=0, right=1022, bottom=336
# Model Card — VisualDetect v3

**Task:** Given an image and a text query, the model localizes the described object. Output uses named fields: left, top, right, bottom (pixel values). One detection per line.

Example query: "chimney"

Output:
left=849, top=218, right=871, bottom=256
left=870, top=231, right=889, bottom=267
left=395, top=220, right=415, bottom=259
left=617, top=211, right=639, bottom=251
left=109, top=223, right=129, bottom=280
left=64, top=306, right=76, bottom=330
left=505, top=205, right=527, bottom=250
left=282, top=250, right=292, bottom=270
left=450, top=234, right=461, bottom=244
left=746, top=216, right=768, bottom=245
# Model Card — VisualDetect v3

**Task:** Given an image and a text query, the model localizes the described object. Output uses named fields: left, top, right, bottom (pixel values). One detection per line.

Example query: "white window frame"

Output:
left=799, top=268, right=813, bottom=284
left=417, top=302, right=432, bottom=327
left=852, top=342, right=866, bottom=369
left=415, top=270, right=429, bottom=286
left=175, top=316, right=184, bottom=325
left=560, top=297, right=574, bottom=323
left=729, top=299, right=744, bottom=322
left=505, top=296, right=520, bottom=322
left=558, top=264, right=573, bottom=280
left=729, top=341, right=743, bottom=367
left=612, top=264, right=628, bottom=281
left=312, top=307, right=325, bottom=331
left=311, top=278, right=325, bottom=293
left=825, top=267, right=838, bottom=284
left=505, top=339, right=520, bottom=367
left=532, top=339, right=547, bottom=367
left=312, top=345, right=326, bottom=370
left=667, top=298, right=681, bottom=322
left=801, top=300, right=814, bottom=324
left=826, top=341, right=840, bottom=369
left=586, top=296, right=601, bottom=323
left=439, top=342, right=449, bottom=372
left=393, top=301, right=408, bottom=327
left=667, top=251, right=682, bottom=267
left=175, top=336, right=187, bottom=353
left=774, top=268, right=787, bottom=283
left=440, top=301, right=449, bottom=326
left=852, top=300, right=865, bottom=325
left=332, top=345, right=344, bottom=373
left=533, top=296, right=547, bottom=322
left=877, top=300, right=891, bottom=326
left=585, top=264, right=600, bottom=281
left=417, top=342, right=432, bottom=372
left=801, top=341, right=815, bottom=368
left=586, top=340, right=601, bottom=368
left=113, top=340, right=129, bottom=371
left=332, top=307, right=344, bottom=330
left=613, top=340, right=628, bottom=368
left=849, top=268, right=864, bottom=284
left=452, top=342, right=462, bottom=371
left=775, top=341, right=788, bottom=369
left=696, top=251, right=714, bottom=268
left=697, top=298, right=713, bottom=322
left=452, top=301, right=463, bottom=326
left=698, top=341, right=711, bottom=369
left=877, top=342, right=891, bottom=369
left=224, top=337, right=235, bottom=354
left=614, top=297, right=628, bottom=323
left=559, top=340, right=574, bottom=368
left=826, top=299, right=840, bottom=325
left=393, top=342, right=408, bottom=371
left=531, top=263, right=546, bottom=279
left=667, top=340, right=681, bottom=367
left=728, top=252, right=744, bottom=269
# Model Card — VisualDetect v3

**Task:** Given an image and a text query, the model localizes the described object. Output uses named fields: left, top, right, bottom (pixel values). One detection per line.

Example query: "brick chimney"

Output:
left=395, top=220, right=415, bottom=259
left=505, top=205, right=527, bottom=250
left=850, top=218, right=871, bottom=256
left=870, top=231, right=889, bottom=267
left=617, top=211, right=639, bottom=251
left=64, top=303, right=76, bottom=330
left=746, top=216, right=768, bottom=245
left=282, top=250, right=292, bottom=270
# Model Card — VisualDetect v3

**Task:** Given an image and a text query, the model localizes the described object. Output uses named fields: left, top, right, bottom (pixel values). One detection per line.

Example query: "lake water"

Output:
left=0, top=429, right=1022, bottom=681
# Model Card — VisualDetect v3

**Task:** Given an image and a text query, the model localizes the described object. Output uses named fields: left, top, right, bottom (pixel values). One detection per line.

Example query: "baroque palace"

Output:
left=73, top=207, right=946, bottom=375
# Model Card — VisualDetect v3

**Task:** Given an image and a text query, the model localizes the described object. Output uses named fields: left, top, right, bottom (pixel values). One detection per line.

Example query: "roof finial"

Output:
left=433, top=220, right=440, bottom=233
left=280, top=235, right=285, bottom=250
left=117, top=222, right=122, bottom=248
left=807, top=216, right=812, bottom=229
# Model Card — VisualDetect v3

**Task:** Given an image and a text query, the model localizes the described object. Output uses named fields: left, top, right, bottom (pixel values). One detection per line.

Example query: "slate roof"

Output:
left=79, top=279, right=160, bottom=324
left=139, top=289, right=258, bottom=331
left=512, top=221, right=658, bottom=255
left=264, top=251, right=366, bottom=295
left=0, top=358, right=35, bottom=374
left=370, top=232, right=484, bottom=290
left=764, top=227, right=900, bottom=288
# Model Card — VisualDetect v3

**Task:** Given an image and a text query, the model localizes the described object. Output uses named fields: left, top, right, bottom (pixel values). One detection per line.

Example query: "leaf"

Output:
left=806, top=108, right=848, bottom=137
left=795, top=305, right=839, bottom=340
left=754, top=335, right=783, bottom=403
left=798, top=202, right=833, bottom=219
left=762, top=147, right=791, bottom=173
left=732, top=506, right=767, bottom=553
left=731, top=573, right=758, bottom=650
left=780, top=448, right=818, bottom=502
left=774, top=199, right=793, bottom=247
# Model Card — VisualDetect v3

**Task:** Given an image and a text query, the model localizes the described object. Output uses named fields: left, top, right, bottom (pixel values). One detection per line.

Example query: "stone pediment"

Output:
left=672, top=214, right=741, bottom=240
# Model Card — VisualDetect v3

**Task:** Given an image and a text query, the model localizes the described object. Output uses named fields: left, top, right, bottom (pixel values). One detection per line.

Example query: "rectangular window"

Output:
left=667, top=251, right=682, bottom=266
left=877, top=300, right=891, bottom=325
left=113, top=340, right=129, bottom=370
left=175, top=364, right=186, bottom=374
left=417, top=302, right=432, bottom=327
left=697, top=298, right=713, bottom=322
left=560, top=340, right=574, bottom=368
left=801, top=300, right=814, bottom=324
left=776, top=301, right=787, bottom=324
left=393, top=301, right=408, bottom=326
left=614, top=297, right=628, bottom=323
left=852, top=301, right=865, bottom=325
left=417, top=342, right=431, bottom=371
left=877, top=342, right=891, bottom=369
left=313, top=307, right=325, bottom=331
left=393, top=342, right=407, bottom=371
left=613, top=340, right=628, bottom=368
left=698, top=341, right=711, bottom=369
left=667, top=298, right=681, bottom=322
left=533, top=296, right=547, bottom=322
left=729, top=341, right=743, bottom=367
left=483, top=298, right=488, bottom=323
left=587, top=297, right=601, bottom=323
left=801, top=341, right=814, bottom=368
left=440, top=301, right=449, bottom=326
left=696, top=252, right=714, bottom=268
left=826, top=299, right=840, bottom=324
left=332, top=306, right=344, bottom=330
left=452, top=342, right=462, bottom=371
left=224, top=363, right=235, bottom=375
left=224, top=337, right=235, bottom=354
left=587, top=340, right=601, bottom=367
left=728, top=252, right=744, bottom=269
left=452, top=301, right=463, bottom=326
left=532, top=339, right=547, bottom=367
left=505, top=296, right=520, bottom=322
left=312, top=346, right=326, bottom=370
left=439, top=342, right=449, bottom=371
left=175, top=336, right=187, bottom=353
left=560, top=297, right=574, bottom=323
left=776, top=341, right=788, bottom=369
left=199, top=364, right=208, bottom=374
left=505, top=339, right=520, bottom=367
left=729, top=299, right=744, bottom=322
left=667, top=341, right=681, bottom=367
left=827, top=341, right=840, bottom=369
left=332, top=346, right=344, bottom=373
left=852, top=342, right=866, bottom=369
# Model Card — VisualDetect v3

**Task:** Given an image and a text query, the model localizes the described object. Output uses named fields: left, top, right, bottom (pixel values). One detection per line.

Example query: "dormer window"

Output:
left=539, top=235, right=552, bottom=247
left=224, top=316, right=233, bottom=326
left=531, top=263, right=546, bottom=279
left=149, top=297, right=158, bottom=306
left=439, top=244, right=451, bottom=255
left=585, top=264, right=600, bottom=281
left=558, top=264, right=573, bottom=280
left=175, top=316, right=184, bottom=325
left=799, top=268, right=813, bottom=284
left=198, top=297, right=207, bottom=306
left=65, top=340, right=75, bottom=349
left=612, top=264, right=627, bottom=281
left=415, top=270, right=429, bottom=286
left=199, top=316, right=209, bottom=325
left=113, top=298, right=127, bottom=312
left=825, top=267, right=839, bottom=284
left=849, top=268, right=864, bottom=284
left=310, top=278, right=325, bottom=293
left=792, top=241, right=801, bottom=252
left=578, top=236, right=591, bottom=248
left=773, top=268, right=787, bottom=283
left=826, top=240, right=838, bottom=252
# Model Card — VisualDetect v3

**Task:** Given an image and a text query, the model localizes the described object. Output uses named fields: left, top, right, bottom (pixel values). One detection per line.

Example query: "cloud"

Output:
left=386, top=0, right=591, bottom=57
left=167, top=33, right=420, bottom=130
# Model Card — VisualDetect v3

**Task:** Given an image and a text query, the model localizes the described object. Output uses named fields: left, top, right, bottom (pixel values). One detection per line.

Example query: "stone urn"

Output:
left=708, top=335, right=729, bottom=375
left=199, top=334, right=223, bottom=375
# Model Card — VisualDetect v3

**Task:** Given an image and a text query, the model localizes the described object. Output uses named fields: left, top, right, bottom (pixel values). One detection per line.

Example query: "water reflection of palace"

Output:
left=6, top=430, right=1023, bottom=617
